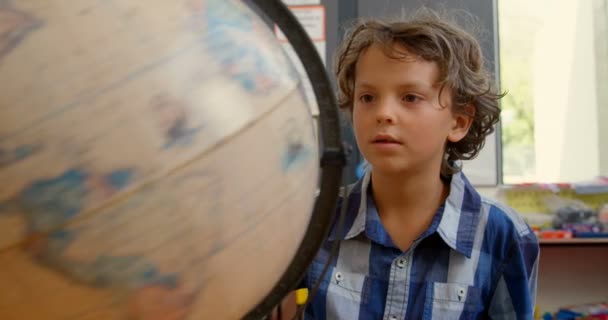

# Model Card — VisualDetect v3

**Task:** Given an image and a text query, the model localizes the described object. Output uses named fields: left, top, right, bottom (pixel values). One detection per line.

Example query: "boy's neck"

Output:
left=371, top=169, right=449, bottom=209
left=370, top=167, right=449, bottom=232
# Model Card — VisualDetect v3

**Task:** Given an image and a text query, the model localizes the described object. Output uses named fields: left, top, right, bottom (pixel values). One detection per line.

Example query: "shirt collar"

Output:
left=327, top=170, right=482, bottom=258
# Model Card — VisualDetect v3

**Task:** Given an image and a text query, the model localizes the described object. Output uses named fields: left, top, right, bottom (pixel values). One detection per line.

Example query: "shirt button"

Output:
left=335, top=272, right=344, bottom=281
left=458, top=288, right=466, bottom=299
left=389, top=316, right=398, bottom=320
left=396, top=258, right=406, bottom=268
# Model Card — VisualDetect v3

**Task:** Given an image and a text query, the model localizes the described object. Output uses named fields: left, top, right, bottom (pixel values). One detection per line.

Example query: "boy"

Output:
left=298, top=10, right=539, bottom=320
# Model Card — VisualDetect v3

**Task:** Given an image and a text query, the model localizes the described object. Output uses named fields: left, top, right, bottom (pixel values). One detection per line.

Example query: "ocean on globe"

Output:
left=0, top=1, right=319, bottom=319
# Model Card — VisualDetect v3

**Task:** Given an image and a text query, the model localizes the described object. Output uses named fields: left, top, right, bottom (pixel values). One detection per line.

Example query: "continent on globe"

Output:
left=14, top=168, right=134, bottom=231
left=0, top=1, right=41, bottom=60
left=281, top=118, right=312, bottom=172
left=0, top=143, right=42, bottom=168
left=149, top=94, right=203, bottom=149
left=2, top=167, right=197, bottom=319
left=2, top=167, right=140, bottom=276
left=198, top=0, right=289, bottom=93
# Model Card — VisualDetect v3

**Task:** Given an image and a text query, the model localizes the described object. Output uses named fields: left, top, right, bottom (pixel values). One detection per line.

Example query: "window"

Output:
left=499, top=0, right=608, bottom=183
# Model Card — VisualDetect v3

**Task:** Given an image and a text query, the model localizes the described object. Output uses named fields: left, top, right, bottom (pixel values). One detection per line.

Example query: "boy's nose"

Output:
left=376, top=115, right=394, bottom=124
left=376, top=99, right=397, bottom=124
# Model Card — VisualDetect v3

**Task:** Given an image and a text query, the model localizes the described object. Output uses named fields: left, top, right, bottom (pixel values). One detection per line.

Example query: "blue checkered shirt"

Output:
left=301, top=171, right=539, bottom=319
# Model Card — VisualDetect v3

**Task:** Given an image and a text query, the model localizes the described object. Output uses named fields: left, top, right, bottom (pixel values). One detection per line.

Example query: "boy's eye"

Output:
left=403, top=94, right=420, bottom=103
left=359, top=94, right=375, bottom=103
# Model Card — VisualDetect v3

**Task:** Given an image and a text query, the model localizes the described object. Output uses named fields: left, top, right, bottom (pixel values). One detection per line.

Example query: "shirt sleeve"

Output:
left=488, top=230, right=540, bottom=320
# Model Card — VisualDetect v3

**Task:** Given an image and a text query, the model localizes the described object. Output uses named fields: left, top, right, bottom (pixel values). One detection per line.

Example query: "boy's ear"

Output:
left=447, top=104, right=475, bottom=143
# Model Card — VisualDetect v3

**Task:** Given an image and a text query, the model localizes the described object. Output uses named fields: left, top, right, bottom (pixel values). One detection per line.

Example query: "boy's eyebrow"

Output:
left=355, top=81, right=432, bottom=90
left=397, top=82, right=430, bottom=90
left=354, top=82, right=376, bottom=89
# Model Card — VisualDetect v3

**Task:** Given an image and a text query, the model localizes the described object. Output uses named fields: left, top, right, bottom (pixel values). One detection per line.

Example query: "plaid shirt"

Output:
left=301, top=171, right=539, bottom=319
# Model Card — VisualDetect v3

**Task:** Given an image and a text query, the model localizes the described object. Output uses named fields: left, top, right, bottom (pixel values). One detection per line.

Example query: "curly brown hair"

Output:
left=334, top=10, right=503, bottom=177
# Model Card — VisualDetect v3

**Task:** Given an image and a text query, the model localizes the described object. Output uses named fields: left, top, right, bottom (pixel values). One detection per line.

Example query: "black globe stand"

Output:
left=242, top=0, right=345, bottom=319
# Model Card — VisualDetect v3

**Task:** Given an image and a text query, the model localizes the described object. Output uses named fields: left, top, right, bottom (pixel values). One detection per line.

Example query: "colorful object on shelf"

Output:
left=499, top=180, right=608, bottom=215
left=574, top=232, right=608, bottom=238
left=599, top=204, right=608, bottom=230
left=499, top=181, right=608, bottom=239
left=553, top=302, right=608, bottom=320
left=537, top=230, right=573, bottom=239
left=561, top=223, right=602, bottom=235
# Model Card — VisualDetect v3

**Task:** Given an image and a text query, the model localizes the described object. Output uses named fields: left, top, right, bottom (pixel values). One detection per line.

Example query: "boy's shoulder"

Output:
left=477, top=192, right=539, bottom=252
left=480, top=194, right=533, bottom=237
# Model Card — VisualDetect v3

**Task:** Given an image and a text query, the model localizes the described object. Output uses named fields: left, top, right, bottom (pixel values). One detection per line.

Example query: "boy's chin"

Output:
left=367, top=159, right=440, bottom=178
left=366, top=160, right=408, bottom=175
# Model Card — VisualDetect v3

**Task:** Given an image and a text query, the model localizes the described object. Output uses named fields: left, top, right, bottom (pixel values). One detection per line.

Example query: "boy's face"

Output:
left=352, top=43, right=472, bottom=177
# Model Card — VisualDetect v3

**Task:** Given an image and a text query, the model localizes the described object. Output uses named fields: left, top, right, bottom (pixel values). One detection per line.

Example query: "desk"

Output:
left=536, top=242, right=608, bottom=314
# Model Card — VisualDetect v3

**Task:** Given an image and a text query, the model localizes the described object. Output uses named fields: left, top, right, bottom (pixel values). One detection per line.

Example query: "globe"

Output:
left=0, top=0, right=320, bottom=319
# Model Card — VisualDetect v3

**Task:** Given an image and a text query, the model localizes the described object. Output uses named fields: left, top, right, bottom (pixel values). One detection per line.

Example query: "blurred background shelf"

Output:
left=539, top=238, right=608, bottom=245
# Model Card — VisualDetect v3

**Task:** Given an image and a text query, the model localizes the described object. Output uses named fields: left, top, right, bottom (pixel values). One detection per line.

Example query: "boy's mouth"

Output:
left=372, top=134, right=401, bottom=144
